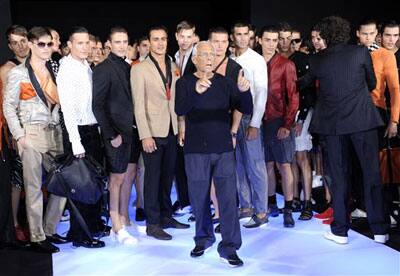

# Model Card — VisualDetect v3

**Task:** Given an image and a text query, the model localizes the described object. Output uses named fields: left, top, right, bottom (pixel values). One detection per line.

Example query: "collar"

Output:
left=368, top=42, right=380, bottom=52
left=66, top=54, right=90, bottom=69
left=175, top=45, right=194, bottom=60
left=109, top=52, right=126, bottom=63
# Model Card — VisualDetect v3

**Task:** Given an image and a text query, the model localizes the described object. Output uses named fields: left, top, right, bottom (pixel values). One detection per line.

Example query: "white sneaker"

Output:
left=324, top=230, right=348, bottom=244
left=351, top=208, right=367, bottom=218
left=312, top=175, right=323, bottom=188
left=374, top=234, right=389, bottom=244
left=111, top=228, right=138, bottom=246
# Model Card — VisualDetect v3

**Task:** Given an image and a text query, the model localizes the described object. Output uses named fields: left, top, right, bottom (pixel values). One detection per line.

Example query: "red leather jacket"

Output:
left=264, top=53, right=299, bottom=129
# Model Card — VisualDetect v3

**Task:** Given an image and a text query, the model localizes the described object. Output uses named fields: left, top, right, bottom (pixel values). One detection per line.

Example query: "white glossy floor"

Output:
left=53, top=193, right=400, bottom=276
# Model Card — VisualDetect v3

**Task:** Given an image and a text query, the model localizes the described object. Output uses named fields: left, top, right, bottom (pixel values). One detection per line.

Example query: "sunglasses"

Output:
left=35, top=41, right=54, bottom=48
left=291, top=39, right=302, bottom=44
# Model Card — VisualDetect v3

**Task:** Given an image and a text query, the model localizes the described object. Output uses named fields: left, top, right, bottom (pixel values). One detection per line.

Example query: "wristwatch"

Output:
left=231, top=132, right=238, bottom=138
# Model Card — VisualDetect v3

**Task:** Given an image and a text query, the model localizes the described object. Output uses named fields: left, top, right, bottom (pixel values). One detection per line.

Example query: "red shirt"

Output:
left=264, top=53, right=299, bottom=129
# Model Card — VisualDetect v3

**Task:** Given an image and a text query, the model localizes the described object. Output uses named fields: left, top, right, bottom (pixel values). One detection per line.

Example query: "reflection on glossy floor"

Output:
left=53, top=193, right=400, bottom=276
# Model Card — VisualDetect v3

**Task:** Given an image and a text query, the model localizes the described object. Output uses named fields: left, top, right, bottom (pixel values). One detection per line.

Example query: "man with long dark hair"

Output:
left=299, top=16, right=389, bottom=244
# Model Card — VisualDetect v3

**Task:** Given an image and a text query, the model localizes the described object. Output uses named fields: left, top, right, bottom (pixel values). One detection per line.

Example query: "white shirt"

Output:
left=231, top=48, right=268, bottom=128
left=56, top=54, right=97, bottom=155
left=174, top=45, right=194, bottom=73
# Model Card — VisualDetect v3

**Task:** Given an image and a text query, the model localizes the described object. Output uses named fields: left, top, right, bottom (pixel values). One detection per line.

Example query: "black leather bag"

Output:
left=45, top=154, right=106, bottom=205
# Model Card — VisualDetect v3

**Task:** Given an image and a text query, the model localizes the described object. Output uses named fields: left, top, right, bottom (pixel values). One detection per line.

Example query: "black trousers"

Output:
left=185, top=152, right=241, bottom=257
left=0, top=131, right=15, bottom=244
left=175, top=145, right=190, bottom=208
left=67, top=125, right=104, bottom=242
left=324, top=129, right=389, bottom=236
left=142, top=132, right=176, bottom=225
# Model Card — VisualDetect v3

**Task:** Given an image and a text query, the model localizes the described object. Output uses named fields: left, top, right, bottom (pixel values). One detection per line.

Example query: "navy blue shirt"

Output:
left=175, top=73, right=253, bottom=154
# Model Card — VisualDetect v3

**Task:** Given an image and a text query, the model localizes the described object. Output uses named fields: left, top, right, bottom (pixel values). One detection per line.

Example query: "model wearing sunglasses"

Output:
left=34, top=41, right=54, bottom=48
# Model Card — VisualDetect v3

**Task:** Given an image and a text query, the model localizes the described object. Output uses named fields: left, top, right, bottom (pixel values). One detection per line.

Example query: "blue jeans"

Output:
left=235, top=115, right=268, bottom=214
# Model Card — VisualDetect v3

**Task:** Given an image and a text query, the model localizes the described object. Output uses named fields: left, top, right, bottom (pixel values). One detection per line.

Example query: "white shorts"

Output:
left=295, top=109, right=313, bottom=152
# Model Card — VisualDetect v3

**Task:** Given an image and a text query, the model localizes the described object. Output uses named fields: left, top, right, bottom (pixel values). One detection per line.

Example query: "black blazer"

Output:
left=92, top=53, right=134, bottom=140
left=181, top=51, right=196, bottom=76
left=299, top=43, right=383, bottom=135
left=226, top=58, right=242, bottom=82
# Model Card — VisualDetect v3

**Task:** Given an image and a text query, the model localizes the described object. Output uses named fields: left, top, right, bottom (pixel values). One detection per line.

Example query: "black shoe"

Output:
left=45, top=234, right=70, bottom=244
left=267, top=204, right=280, bottom=217
left=72, top=239, right=105, bottom=248
left=292, top=199, right=302, bottom=212
left=238, top=209, right=253, bottom=219
left=283, top=208, right=295, bottom=228
left=136, top=208, right=146, bottom=222
left=172, top=201, right=181, bottom=213
left=190, top=245, right=211, bottom=258
left=146, top=225, right=172, bottom=240
left=215, top=224, right=221, bottom=234
left=93, top=225, right=111, bottom=237
left=299, top=201, right=313, bottom=221
left=162, top=217, right=190, bottom=229
left=30, top=240, right=60, bottom=253
left=220, top=253, right=244, bottom=267
left=243, top=215, right=268, bottom=228
left=188, top=214, right=196, bottom=222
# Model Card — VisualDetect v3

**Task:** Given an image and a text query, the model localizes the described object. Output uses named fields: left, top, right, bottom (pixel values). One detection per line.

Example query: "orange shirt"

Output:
left=370, top=47, right=400, bottom=123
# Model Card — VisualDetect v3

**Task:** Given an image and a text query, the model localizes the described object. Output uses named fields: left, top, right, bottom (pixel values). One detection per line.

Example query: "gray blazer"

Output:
left=3, top=59, right=60, bottom=140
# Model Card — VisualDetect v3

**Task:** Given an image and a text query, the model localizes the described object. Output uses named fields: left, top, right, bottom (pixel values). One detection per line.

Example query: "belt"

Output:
left=24, top=123, right=59, bottom=131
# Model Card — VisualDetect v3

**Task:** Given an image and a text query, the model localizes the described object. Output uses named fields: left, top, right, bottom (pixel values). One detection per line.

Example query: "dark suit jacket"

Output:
left=226, top=58, right=242, bottom=82
left=92, top=53, right=134, bottom=140
left=182, top=51, right=196, bottom=76
left=299, top=43, right=383, bottom=135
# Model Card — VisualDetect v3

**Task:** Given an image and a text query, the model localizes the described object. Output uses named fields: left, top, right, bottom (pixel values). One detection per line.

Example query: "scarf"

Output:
left=31, top=63, right=59, bottom=105
left=368, top=42, right=380, bottom=52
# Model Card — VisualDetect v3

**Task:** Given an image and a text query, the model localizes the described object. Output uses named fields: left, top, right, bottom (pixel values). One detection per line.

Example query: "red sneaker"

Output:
left=315, top=207, right=333, bottom=219
left=322, top=217, right=334, bottom=225
left=15, top=225, right=28, bottom=242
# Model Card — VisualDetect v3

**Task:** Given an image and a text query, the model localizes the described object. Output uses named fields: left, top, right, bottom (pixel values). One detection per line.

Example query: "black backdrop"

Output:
left=1, top=0, right=399, bottom=63
left=251, top=0, right=400, bottom=40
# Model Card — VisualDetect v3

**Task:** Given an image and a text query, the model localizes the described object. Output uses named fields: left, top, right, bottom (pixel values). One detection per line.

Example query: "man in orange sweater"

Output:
left=357, top=19, right=400, bottom=145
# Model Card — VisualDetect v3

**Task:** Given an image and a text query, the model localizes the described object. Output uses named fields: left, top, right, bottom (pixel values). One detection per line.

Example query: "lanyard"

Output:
left=149, top=54, right=172, bottom=100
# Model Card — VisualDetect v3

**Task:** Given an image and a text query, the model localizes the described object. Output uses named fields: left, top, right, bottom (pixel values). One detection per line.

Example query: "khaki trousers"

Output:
left=18, top=124, right=66, bottom=242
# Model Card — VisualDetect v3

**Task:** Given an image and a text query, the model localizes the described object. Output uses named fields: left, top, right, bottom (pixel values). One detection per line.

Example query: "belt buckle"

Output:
left=45, top=124, right=56, bottom=131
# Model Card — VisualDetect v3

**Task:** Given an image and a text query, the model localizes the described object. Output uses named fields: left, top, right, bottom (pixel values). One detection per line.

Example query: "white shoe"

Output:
left=374, top=234, right=389, bottom=244
left=390, top=215, right=397, bottom=226
left=312, top=175, right=323, bottom=188
left=324, top=230, right=348, bottom=244
left=351, top=208, right=367, bottom=218
left=111, top=228, right=138, bottom=246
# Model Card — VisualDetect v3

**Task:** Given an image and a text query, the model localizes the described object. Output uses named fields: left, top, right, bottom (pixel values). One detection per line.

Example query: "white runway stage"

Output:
left=53, top=194, right=399, bottom=275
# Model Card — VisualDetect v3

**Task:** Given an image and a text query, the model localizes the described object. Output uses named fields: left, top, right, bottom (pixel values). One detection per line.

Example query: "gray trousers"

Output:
left=236, top=115, right=268, bottom=214
left=18, top=124, right=66, bottom=242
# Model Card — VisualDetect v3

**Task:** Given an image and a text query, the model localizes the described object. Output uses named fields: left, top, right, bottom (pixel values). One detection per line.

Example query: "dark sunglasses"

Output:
left=291, top=39, right=302, bottom=44
left=35, top=41, right=54, bottom=48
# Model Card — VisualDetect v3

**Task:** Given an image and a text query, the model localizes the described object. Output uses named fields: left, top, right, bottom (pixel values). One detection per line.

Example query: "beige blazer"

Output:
left=131, top=56, right=179, bottom=140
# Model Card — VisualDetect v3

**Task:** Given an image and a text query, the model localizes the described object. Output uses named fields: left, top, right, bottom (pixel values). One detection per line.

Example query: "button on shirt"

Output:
left=56, top=55, right=97, bottom=155
left=231, top=48, right=268, bottom=128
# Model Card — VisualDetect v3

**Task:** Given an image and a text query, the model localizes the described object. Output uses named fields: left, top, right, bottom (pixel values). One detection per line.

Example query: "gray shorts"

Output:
left=263, top=118, right=295, bottom=164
